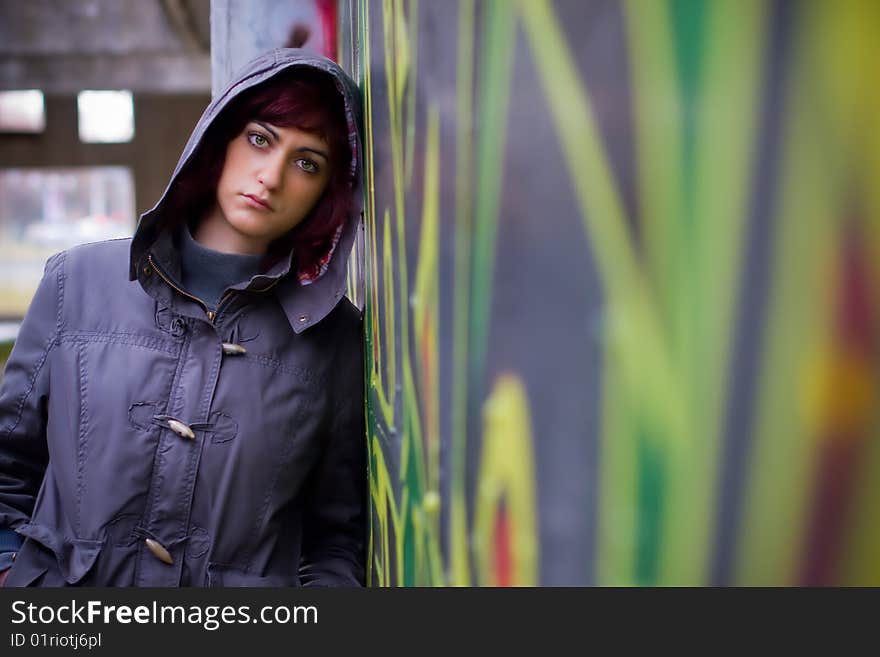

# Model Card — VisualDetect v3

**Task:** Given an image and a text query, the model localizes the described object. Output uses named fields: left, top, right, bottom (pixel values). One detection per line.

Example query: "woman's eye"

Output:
left=296, top=159, right=319, bottom=174
left=247, top=132, right=268, bottom=148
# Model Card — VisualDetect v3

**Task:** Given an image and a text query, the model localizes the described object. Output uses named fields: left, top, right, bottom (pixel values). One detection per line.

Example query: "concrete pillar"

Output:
left=210, top=0, right=332, bottom=98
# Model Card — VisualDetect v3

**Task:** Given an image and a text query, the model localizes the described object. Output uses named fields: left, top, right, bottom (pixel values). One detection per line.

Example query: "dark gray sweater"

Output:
left=179, top=226, right=264, bottom=312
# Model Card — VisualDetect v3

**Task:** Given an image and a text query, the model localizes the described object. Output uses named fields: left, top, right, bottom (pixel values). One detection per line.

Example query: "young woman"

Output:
left=0, top=49, right=367, bottom=587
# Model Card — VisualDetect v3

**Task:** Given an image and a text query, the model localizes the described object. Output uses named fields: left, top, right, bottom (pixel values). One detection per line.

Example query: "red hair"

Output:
left=170, top=67, right=354, bottom=278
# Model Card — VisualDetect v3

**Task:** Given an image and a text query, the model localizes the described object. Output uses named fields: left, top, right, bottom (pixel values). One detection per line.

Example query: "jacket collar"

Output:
left=129, top=49, right=364, bottom=334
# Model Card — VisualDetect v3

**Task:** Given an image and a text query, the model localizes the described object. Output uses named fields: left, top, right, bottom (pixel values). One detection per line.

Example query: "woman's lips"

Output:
left=242, top=193, right=272, bottom=210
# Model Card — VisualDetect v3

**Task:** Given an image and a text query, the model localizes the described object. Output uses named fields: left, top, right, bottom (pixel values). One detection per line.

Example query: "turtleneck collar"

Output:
left=178, top=224, right=264, bottom=311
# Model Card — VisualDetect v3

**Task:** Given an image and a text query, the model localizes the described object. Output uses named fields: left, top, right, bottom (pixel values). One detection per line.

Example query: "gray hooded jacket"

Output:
left=0, top=49, right=366, bottom=587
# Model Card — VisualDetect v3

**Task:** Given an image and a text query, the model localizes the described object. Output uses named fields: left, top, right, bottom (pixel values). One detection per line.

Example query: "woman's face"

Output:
left=211, top=120, right=332, bottom=253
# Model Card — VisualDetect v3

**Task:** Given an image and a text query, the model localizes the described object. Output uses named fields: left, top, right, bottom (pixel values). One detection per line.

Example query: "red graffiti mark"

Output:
left=494, top=504, right=512, bottom=587
left=317, top=0, right=338, bottom=61
left=799, top=221, right=876, bottom=585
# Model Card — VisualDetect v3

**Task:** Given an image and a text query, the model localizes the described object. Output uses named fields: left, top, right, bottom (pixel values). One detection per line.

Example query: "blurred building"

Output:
left=0, top=0, right=212, bottom=321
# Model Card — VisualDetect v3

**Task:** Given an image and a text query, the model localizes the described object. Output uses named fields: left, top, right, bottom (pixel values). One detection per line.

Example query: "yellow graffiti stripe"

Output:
left=519, top=0, right=687, bottom=445
left=662, top=0, right=767, bottom=585
left=519, top=0, right=691, bottom=583
left=413, top=107, right=444, bottom=584
left=362, top=0, right=395, bottom=427
left=734, top=0, right=842, bottom=585
left=450, top=0, right=475, bottom=587
left=361, top=0, right=400, bottom=587
left=404, top=0, right=419, bottom=186
left=371, top=434, right=402, bottom=587
left=596, top=349, right=639, bottom=585
left=608, top=0, right=684, bottom=587
left=838, top=1, right=880, bottom=587
left=474, top=374, right=539, bottom=586
left=449, top=0, right=476, bottom=589
left=382, top=0, right=411, bottom=366
left=363, top=0, right=444, bottom=586
left=623, top=0, right=685, bottom=317
left=413, top=107, right=441, bottom=498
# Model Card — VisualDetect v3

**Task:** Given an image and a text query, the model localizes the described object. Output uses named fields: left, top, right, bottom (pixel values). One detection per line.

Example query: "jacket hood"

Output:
left=129, top=48, right=364, bottom=333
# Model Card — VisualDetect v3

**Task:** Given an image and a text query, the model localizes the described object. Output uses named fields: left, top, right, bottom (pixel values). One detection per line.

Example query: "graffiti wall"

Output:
left=340, top=0, right=880, bottom=586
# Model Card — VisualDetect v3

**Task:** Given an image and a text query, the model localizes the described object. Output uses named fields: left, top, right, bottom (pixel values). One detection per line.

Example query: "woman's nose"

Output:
left=257, top=157, right=284, bottom=190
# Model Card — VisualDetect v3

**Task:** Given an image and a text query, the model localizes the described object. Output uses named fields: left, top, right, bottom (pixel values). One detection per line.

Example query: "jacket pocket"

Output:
left=14, top=522, right=104, bottom=585
left=206, top=562, right=299, bottom=588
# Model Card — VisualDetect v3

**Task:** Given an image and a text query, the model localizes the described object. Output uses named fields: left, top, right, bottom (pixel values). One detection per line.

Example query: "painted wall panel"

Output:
left=346, top=0, right=880, bottom=586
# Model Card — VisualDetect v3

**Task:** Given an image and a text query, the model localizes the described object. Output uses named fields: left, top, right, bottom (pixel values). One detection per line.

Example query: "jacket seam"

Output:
left=145, top=332, right=190, bottom=527
left=59, top=333, right=178, bottom=356
left=17, top=523, right=104, bottom=546
left=238, top=354, right=322, bottom=383
left=75, top=343, right=89, bottom=533
left=0, top=338, right=55, bottom=440
left=0, top=252, right=65, bottom=439
left=132, top=364, right=176, bottom=584
left=178, top=340, right=222, bottom=539
left=62, top=329, right=175, bottom=341
left=56, top=251, right=66, bottom=334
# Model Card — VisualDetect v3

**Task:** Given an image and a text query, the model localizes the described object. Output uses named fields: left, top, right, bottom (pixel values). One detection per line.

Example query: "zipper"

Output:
left=212, top=290, right=234, bottom=322
left=212, top=276, right=282, bottom=324
left=147, top=254, right=283, bottom=325
left=147, top=254, right=215, bottom=322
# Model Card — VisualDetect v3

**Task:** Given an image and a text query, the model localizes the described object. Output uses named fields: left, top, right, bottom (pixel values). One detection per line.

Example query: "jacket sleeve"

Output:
left=0, top=252, right=63, bottom=534
left=298, top=307, right=367, bottom=587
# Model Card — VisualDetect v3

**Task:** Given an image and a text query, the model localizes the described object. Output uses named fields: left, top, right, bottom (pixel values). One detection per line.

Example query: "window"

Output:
left=77, top=90, right=135, bottom=143
left=0, top=167, right=136, bottom=317
left=0, top=90, right=46, bottom=133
